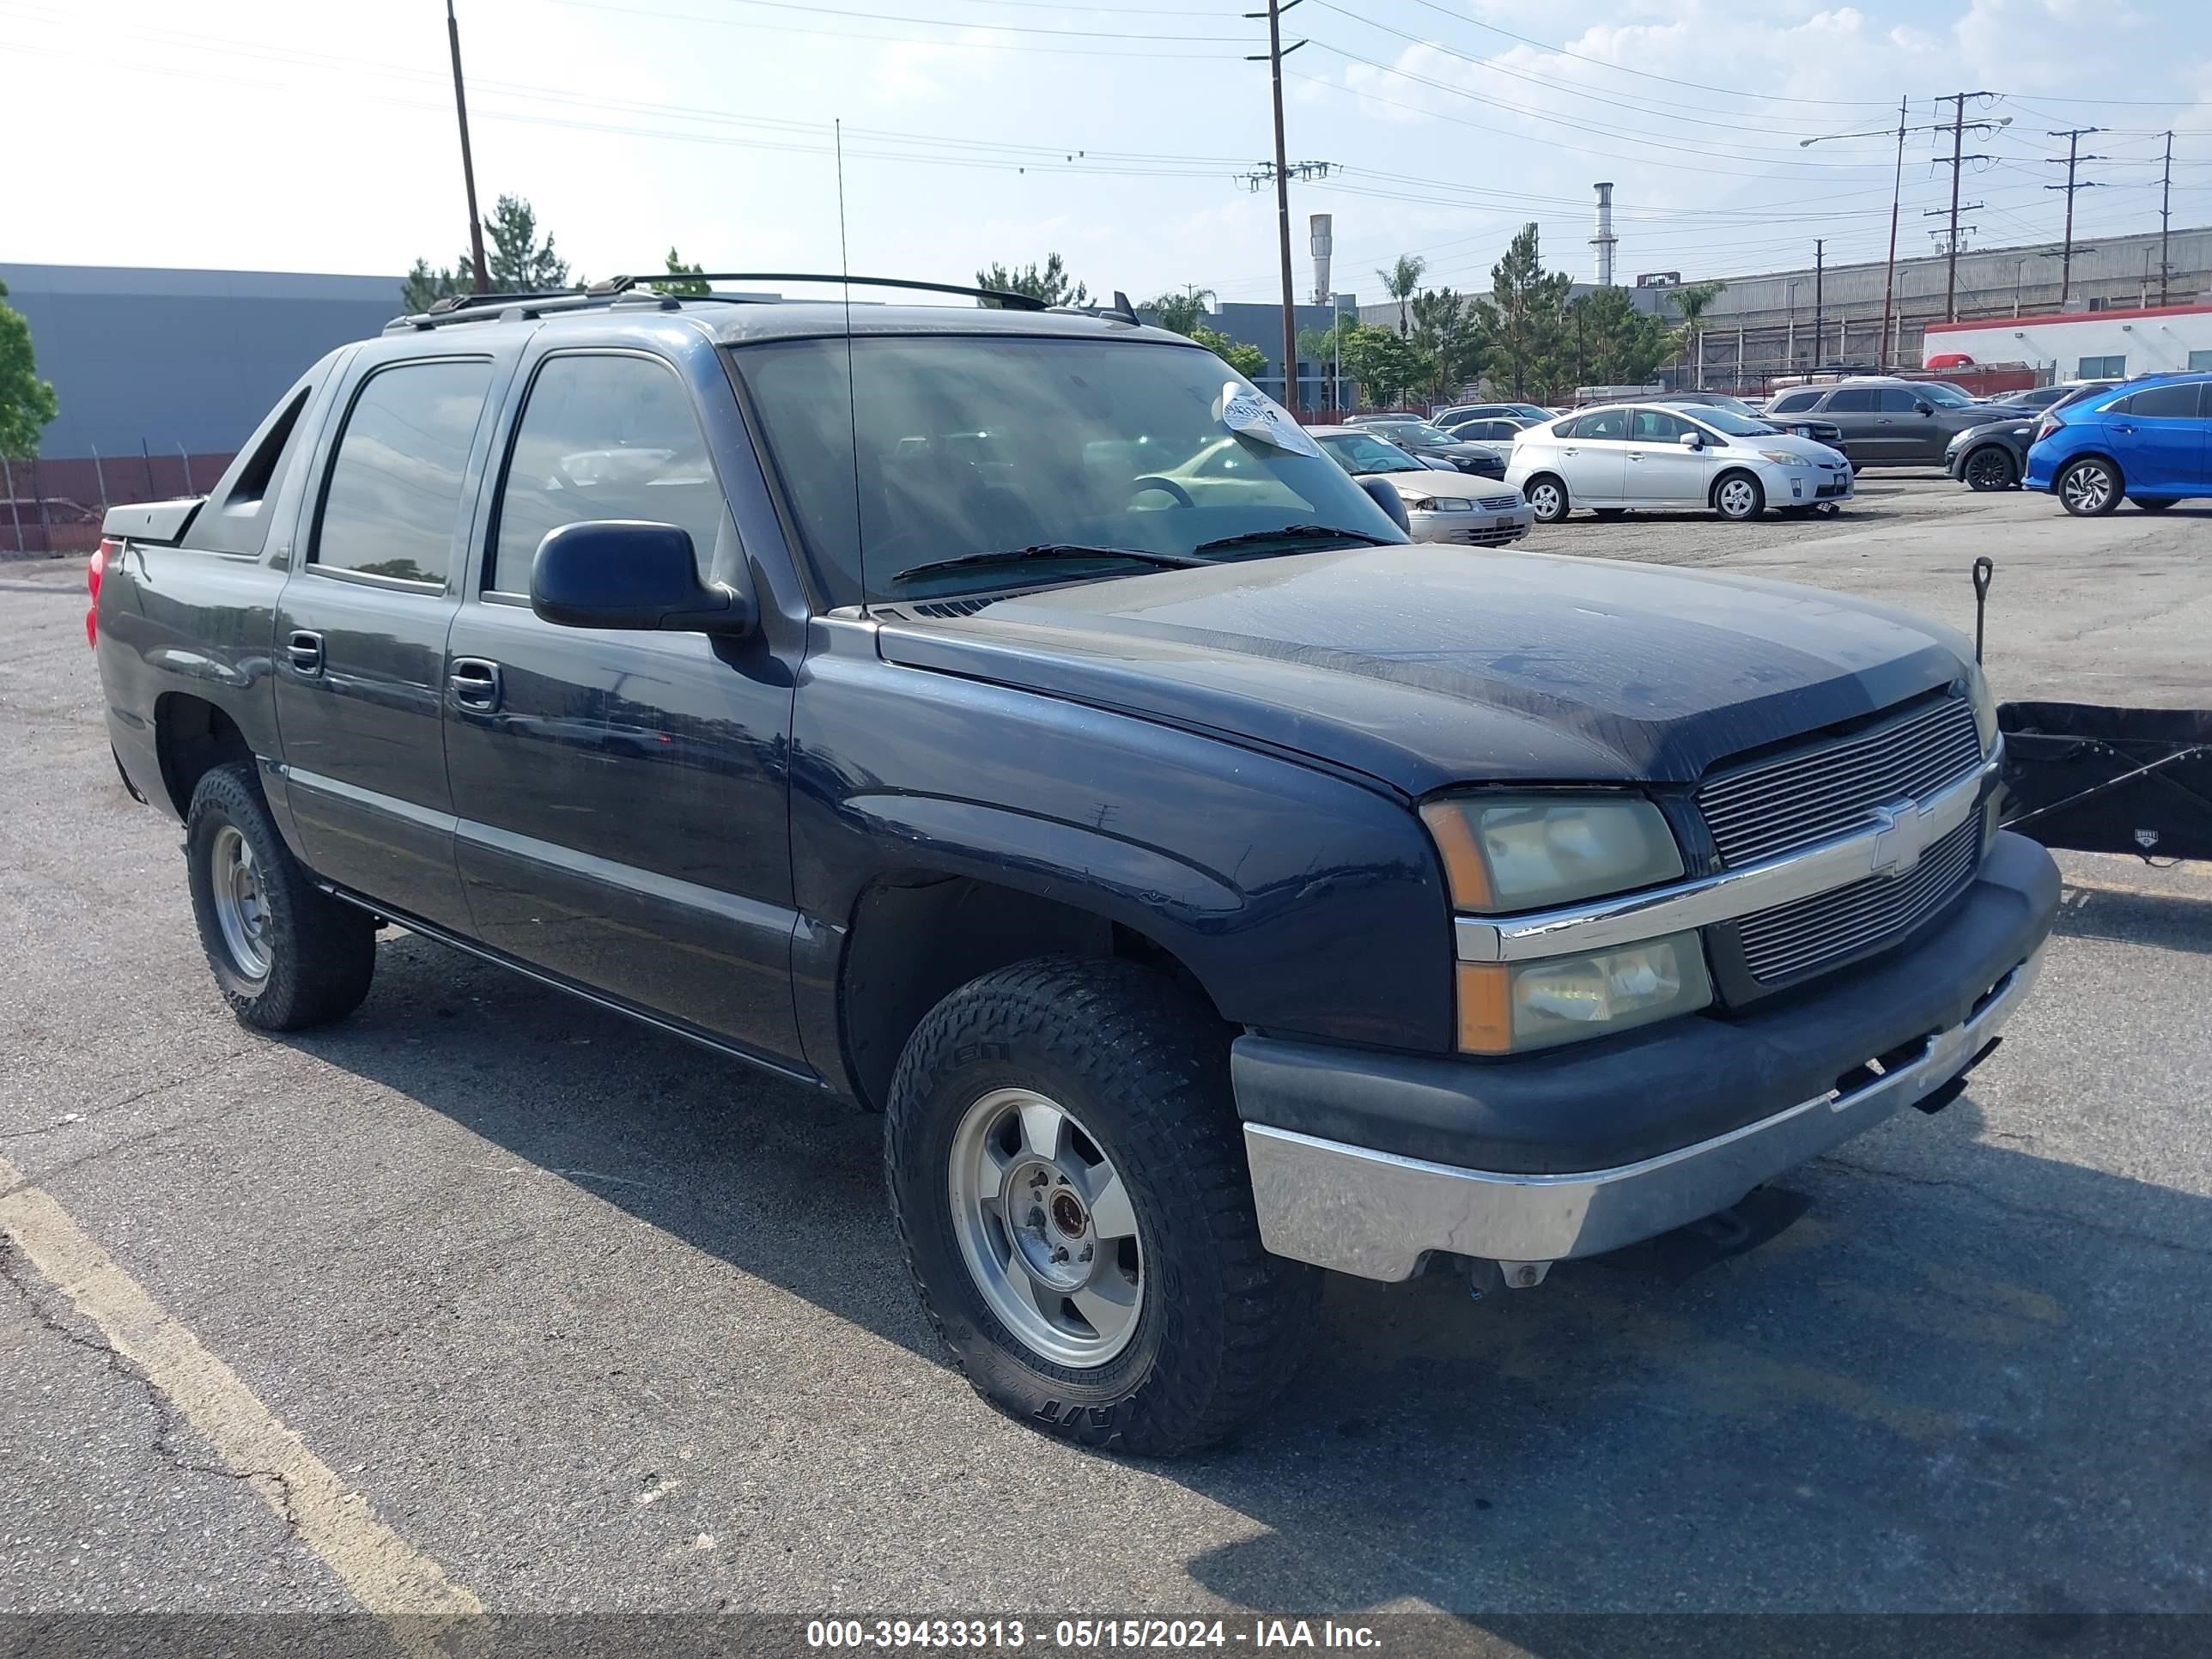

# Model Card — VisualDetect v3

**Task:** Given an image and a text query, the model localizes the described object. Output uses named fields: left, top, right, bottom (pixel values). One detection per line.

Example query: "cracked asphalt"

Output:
left=3, top=477, right=2211, bottom=1622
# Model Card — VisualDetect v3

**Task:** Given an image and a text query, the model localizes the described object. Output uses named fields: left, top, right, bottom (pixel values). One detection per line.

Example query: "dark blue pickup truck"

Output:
left=90, top=276, right=2058, bottom=1455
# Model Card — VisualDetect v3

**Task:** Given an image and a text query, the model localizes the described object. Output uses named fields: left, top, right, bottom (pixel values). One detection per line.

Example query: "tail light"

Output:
left=87, top=538, right=118, bottom=648
left=2034, top=418, right=2059, bottom=445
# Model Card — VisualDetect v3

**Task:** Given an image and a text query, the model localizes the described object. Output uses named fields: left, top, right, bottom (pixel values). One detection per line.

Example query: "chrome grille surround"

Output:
left=1736, top=817, right=1981, bottom=982
left=1477, top=493, right=1523, bottom=512
left=1698, top=695, right=1984, bottom=868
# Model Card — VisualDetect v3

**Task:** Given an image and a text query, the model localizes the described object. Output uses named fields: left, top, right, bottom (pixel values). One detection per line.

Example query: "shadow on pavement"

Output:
left=287, top=920, right=2212, bottom=1618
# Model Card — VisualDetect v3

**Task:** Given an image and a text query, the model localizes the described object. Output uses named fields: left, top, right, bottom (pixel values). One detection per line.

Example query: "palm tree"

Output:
left=1377, top=254, right=1427, bottom=337
left=1669, top=280, right=1725, bottom=389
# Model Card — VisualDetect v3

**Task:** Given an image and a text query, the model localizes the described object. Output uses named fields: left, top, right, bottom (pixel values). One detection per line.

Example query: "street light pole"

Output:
left=1247, top=0, right=1305, bottom=412
left=1881, top=95, right=1904, bottom=371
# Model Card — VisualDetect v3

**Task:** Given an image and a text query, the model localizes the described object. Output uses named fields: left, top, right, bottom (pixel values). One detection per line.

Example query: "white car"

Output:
left=1505, top=402, right=1853, bottom=524
left=1309, top=426, right=1533, bottom=546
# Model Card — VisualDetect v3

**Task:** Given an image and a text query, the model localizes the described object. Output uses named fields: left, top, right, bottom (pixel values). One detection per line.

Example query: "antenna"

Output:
left=835, top=117, right=866, bottom=614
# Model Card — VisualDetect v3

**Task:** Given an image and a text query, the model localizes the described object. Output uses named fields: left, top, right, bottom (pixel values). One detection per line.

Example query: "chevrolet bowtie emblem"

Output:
left=1867, top=799, right=1929, bottom=878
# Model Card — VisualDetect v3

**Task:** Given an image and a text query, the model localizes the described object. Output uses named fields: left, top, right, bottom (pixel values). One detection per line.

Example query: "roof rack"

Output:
left=586, top=271, right=1048, bottom=310
left=385, top=270, right=1060, bottom=334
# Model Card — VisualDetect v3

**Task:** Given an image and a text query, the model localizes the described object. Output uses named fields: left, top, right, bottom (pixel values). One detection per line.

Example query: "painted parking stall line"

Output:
left=0, top=1151, right=482, bottom=1639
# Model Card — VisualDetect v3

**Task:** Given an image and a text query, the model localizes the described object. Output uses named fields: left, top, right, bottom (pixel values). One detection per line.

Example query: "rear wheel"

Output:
left=1524, top=475, right=1569, bottom=523
left=1713, top=471, right=1765, bottom=521
left=2058, top=457, right=2121, bottom=516
left=185, top=763, right=376, bottom=1030
left=1964, top=446, right=2018, bottom=491
left=886, top=957, right=1317, bottom=1457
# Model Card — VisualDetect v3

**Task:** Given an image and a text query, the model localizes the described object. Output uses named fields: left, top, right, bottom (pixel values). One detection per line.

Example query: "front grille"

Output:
left=1738, top=817, right=1980, bottom=982
left=1816, top=480, right=1848, bottom=498
left=1478, top=493, right=1522, bottom=512
left=1698, top=695, right=1983, bottom=867
left=1445, top=524, right=1528, bottom=546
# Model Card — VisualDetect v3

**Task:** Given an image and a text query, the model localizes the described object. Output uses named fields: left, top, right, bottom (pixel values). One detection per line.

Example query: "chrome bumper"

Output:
left=1243, top=946, right=2045, bottom=1283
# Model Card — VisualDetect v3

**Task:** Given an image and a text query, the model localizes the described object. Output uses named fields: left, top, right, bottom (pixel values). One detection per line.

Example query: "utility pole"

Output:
left=1936, top=92, right=1997, bottom=322
left=2045, top=128, right=2107, bottom=309
left=1802, top=97, right=2006, bottom=350
left=1247, top=0, right=1305, bottom=412
left=1881, top=97, right=1905, bottom=368
left=447, top=0, right=489, bottom=293
left=1813, top=240, right=1825, bottom=369
left=2160, top=131, right=2174, bottom=306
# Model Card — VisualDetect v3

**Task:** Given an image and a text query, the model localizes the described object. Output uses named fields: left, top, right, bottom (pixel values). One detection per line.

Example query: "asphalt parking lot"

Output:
left=4, top=476, right=2210, bottom=1629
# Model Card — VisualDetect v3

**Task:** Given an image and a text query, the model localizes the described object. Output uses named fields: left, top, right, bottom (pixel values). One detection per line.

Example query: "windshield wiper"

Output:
left=1194, top=524, right=1397, bottom=553
left=892, top=543, right=1204, bottom=586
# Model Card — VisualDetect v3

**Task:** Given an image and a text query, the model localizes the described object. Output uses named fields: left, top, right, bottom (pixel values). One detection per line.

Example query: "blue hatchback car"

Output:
left=2022, top=373, right=2212, bottom=514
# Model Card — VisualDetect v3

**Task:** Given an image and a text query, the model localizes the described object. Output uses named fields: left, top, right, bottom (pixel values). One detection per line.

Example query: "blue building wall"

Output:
left=1, top=264, right=402, bottom=461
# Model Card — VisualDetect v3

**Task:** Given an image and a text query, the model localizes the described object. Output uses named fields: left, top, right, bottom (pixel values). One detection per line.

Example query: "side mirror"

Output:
left=1916, top=401, right=1935, bottom=415
left=530, top=520, right=755, bottom=635
left=1678, top=430, right=1704, bottom=450
left=1358, top=476, right=1413, bottom=535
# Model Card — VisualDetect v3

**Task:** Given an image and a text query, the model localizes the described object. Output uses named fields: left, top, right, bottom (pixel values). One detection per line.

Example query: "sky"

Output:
left=6, top=0, right=2212, bottom=307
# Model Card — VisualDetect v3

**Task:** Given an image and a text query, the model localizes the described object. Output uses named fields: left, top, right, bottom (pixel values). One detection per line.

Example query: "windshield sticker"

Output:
left=1220, top=382, right=1322, bottom=457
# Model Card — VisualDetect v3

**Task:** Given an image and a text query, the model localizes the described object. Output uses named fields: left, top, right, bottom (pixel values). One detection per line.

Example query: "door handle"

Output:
left=1562, top=447, right=1578, bottom=456
left=448, top=657, right=502, bottom=711
left=2112, top=424, right=2136, bottom=434
left=286, top=630, right=324, bottom=677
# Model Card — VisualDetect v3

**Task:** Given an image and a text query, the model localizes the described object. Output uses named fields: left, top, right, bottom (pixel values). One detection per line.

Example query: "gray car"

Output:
left=1761, top=378, right=2003, bottom=466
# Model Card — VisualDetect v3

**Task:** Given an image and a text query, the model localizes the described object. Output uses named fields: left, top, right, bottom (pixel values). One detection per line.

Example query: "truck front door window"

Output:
left=489, top=354, right=732, bottom=596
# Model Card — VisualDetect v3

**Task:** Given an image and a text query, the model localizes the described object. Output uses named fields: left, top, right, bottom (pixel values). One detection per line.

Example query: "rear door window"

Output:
left=1571, top=410, right=1627, bottom=441
left=313, top=359, right=494, bottom=587
left=2115, top=383, right=2202, bottom=420
left=1825, top=388, right=1879, bottom=413
left=487, top=354, right=732, bottom=596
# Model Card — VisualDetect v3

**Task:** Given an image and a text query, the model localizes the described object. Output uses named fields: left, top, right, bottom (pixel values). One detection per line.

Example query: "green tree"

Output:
left=653, top=247, right=711, bottom=297
left=1473, top=223, right=1572, bottom=402
left=1566, top=286, right=1674, bottom=389
left=0, top=280, right=59, bottom=460
left=1409, top=287, right=1485, bottom=402
left=402, top=194, right=571, bottom=311
left=1376, top=253, right=1427, bottom=337
left=1668, top=280, right=1726, bottom=388
left=975, top=253, right=1088, bottom=307
left=1331, top=321, right=1425, bottom=408
left=1191, top=325, right=1267, bottom=381
left=1145, top=287, right=1218, bottom=337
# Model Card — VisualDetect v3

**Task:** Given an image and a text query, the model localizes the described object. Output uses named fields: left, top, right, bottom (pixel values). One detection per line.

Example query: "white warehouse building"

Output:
left=1921, top=301, right=2212, bottom=381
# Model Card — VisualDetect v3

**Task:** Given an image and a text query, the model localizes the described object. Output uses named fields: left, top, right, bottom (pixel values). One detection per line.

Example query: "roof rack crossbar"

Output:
left=586, top=272, right=1048, bottom=310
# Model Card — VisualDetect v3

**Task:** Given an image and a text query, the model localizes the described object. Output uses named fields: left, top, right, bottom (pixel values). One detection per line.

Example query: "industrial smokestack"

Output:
left=1591, top=183, right=1618, bottom=287
left=1310, top=213, right=1333, bottom=307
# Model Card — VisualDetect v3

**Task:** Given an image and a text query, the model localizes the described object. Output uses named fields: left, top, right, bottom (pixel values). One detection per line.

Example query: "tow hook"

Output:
left=1469, top=1258, right=1553, bottom=1300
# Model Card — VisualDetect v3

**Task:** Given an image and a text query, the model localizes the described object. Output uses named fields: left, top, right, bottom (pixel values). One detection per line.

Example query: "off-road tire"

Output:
left=885, top=956, right=1318, bottom=1457
left=185, top=762, right=376, bottom=1031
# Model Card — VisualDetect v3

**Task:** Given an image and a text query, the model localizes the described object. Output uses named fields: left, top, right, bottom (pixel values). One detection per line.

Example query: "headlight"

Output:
left=1758, top=449, right=1809, bottom=466
left=1454, top=932, right=1713, bottom=1054
left=1419, top=795, right=1683, bottom=913
left=1421, top=496, right=1471, bottom=512
left=1966, top=663, right=1998, bottom=755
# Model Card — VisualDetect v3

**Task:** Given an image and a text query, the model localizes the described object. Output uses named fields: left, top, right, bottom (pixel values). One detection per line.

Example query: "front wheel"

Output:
left=1523, top=475, right=1569, bottom=523
left=1964, top=446, right=2018, bottom=491
left=2058, top=458, right=2122, bottom=516
left=886, top=957, right=1317, bottom=1457
left=1713, top=471, right=1765, bottom=521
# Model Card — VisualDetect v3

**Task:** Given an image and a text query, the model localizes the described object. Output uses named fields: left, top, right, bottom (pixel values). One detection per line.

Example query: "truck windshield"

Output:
left=732, top=335, right=1406, bottom=605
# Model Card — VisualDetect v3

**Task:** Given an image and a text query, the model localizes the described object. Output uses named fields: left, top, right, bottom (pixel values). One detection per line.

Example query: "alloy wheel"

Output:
left=946, top=1088, right=1144, bottom=1367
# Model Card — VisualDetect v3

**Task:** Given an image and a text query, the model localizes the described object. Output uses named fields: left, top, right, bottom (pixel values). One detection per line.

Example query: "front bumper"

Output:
left=1410, top=504, right=1534, bottom=546
left=1765, top=459, right=1855, bottom=507
left=1237, top=832, right=2057, bottom=1281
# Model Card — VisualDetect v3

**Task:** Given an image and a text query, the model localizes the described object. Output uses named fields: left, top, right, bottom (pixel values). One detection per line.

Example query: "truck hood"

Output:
left=872, top=546, right=1971, bottom=796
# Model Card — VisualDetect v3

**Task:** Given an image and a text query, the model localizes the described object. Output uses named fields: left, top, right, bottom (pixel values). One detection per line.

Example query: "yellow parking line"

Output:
left=0, top=1152, right=483, bottom=1639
